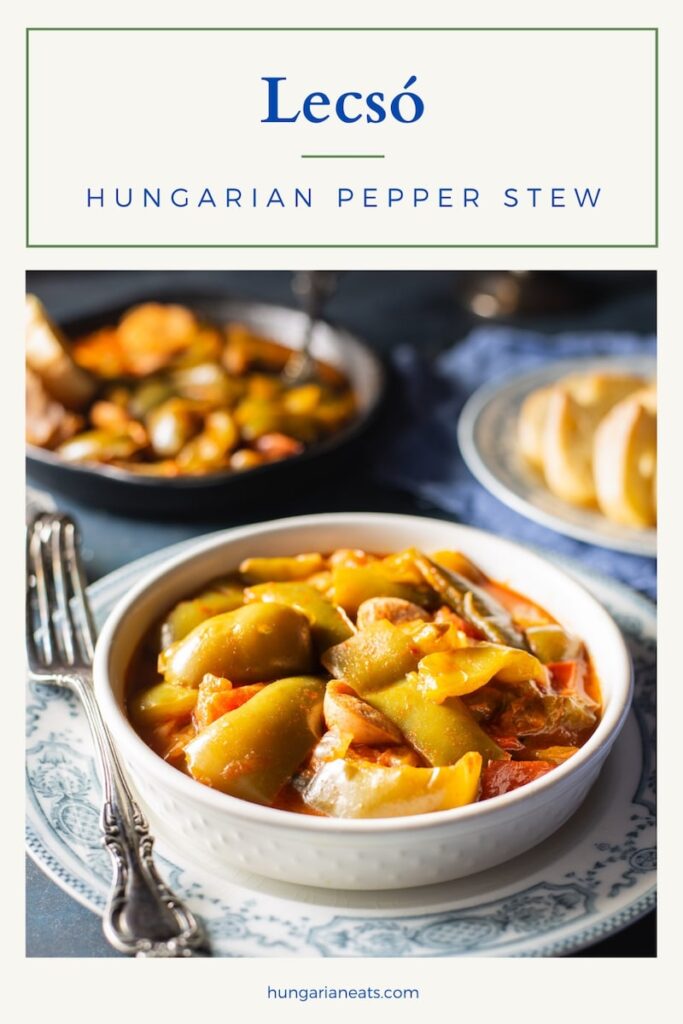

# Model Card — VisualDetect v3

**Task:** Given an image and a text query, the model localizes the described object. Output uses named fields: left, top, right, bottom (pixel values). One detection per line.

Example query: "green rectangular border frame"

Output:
left=25, top=26, right=659, bottom=248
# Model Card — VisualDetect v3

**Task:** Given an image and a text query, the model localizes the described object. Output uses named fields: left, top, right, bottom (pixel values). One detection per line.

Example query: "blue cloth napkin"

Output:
left=380, top=326, right=656, bottom=599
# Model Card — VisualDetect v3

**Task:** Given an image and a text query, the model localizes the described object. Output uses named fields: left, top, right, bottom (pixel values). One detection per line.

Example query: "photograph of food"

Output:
left=25, top=271, right=656, bottom=959
left=129, top=546, right=601, bottom=818
left=519, top=370, right=656, bottom=528
left=26, top=295, right=357, bottom=477
left=25, top=278, right=381, bottom=516
left=458, top=353, right=657, bottom=557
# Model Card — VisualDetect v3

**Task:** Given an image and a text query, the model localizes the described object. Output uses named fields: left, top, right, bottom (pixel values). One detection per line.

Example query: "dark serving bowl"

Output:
left=26, top=296, right=386, bottom=519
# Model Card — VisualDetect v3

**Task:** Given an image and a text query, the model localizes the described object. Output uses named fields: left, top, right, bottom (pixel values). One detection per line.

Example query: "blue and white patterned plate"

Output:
left=26, top=541, right=656, bottom=957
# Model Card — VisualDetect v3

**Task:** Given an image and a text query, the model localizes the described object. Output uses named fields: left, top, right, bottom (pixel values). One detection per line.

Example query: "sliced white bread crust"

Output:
left=541, top=387, right=597, bottom=507
left=518, top=386, right=553, bottom=470
left=593, top=388, right=657, bottom=527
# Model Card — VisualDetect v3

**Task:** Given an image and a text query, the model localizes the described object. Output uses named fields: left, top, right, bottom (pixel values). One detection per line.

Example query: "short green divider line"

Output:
left=300, top=154, right=385, bottom=159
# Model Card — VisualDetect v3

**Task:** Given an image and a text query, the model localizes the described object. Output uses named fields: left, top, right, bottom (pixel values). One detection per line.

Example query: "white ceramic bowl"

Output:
left=94, top=513, right=633, bottom=890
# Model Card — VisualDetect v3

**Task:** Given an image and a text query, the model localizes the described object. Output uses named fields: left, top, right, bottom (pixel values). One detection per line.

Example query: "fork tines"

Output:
left=26, top=514, right=96, bottom=676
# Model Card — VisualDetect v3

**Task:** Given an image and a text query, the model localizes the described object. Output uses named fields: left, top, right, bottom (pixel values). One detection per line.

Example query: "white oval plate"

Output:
left=457, top=356, right=656, bottom=556
left=26, top=538, right=656, bottom=957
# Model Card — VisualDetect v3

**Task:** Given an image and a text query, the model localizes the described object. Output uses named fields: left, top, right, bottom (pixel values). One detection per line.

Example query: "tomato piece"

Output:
left=194, top=675, right=266, bottom=730
left=489, top=734, right=525, bottom=752
left=434, top=606, right=484, bottom=639
left=480, top=759, right=554, bottom=800
left=548, top=660, right=598, bottom=709
left=217, top=683, right=267, bottom=713
left=548, top=660, right=579, bottom=691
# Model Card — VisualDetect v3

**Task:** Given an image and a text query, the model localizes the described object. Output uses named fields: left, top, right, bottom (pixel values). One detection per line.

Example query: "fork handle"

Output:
left=71, top=673, right=207, bottom=957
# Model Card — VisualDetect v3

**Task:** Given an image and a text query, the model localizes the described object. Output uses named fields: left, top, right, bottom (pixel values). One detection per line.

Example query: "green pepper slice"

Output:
left=159, top=603, right=314, bottom=687
left=526, top=624, right=580, bottom=664
left=129, top=682, right=197, bottom=728
left=322, top=620, right=505, bottom=764
left=239, top=554, right=325, bottom=584
left=160, top=583, right=244, bottom=648
left=331, top=563, right=432, bottom=617
left=412, top=551, right=528, bottom=650
left=245, top=582, right=353, bottom=654
left=321, top=620, right=419, bottom=691
left=362, top=677, right=506, bottom=766
left=185, top=676, right=325, bottom=804
left=303, top=751, right=482, bottom=818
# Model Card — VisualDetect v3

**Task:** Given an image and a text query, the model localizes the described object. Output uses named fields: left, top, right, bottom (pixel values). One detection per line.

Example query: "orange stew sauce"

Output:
left=126, top=548, right=601, bottom=819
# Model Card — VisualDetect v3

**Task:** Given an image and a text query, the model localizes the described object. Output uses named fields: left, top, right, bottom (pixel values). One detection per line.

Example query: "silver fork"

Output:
left=26, top=512, right=208, bottom=957
left=282, top=270, right=343, bottom=384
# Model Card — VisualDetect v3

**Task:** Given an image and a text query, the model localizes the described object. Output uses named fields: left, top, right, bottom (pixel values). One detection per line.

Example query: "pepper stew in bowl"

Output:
left=127, top=547, right=601, bottom=818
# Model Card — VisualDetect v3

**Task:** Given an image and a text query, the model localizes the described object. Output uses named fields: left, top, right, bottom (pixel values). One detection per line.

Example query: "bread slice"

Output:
left=541, top=387, right=598, bottom=506
left=519, top=371, right=651, bottom=515
left=518, top=387, right=553, bottom=470
left=593, top=388, right=657, bottom=527
left=562, top=372, right=646, bottom=415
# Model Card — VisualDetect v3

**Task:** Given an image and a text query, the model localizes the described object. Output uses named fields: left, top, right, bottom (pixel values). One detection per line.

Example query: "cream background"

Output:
left=3, top=0, right=680, bottom=1019
left=27, top=28, right=654, bottom=245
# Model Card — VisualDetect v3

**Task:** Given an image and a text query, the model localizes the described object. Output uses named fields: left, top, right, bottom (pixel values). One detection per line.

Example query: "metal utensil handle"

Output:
left=284, top=271, right=344, bottom=383
left=293, top=270, right=342, bottom=321
left=71, top=671, right=207, bottom=957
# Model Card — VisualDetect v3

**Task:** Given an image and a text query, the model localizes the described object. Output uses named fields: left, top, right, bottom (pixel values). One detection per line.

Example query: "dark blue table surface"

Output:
left=25, top=270, right=656, bottom=957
